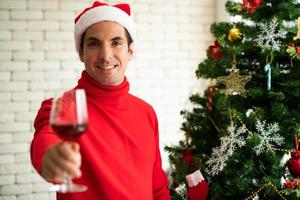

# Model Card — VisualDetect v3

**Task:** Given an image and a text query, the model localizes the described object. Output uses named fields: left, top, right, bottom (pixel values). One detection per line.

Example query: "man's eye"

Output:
left=112, top=41, right=122, bottom=46
left=87, top=41, right=98, bottom=47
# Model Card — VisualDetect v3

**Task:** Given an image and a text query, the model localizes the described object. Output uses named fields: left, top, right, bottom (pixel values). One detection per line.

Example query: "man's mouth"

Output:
left=97, top=65, right=117, bottom=70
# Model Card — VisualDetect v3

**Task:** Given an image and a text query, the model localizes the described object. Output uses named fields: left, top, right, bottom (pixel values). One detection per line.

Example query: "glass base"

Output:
left=50, top=182, right=87, bottom=193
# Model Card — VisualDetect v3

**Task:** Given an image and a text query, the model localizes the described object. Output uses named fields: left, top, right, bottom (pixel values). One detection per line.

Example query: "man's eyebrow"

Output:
left=85, top=36, right=124, bottom=42
left=111, top=36, right=124, bottom=42
left=86, top=36, right=98, bottom=41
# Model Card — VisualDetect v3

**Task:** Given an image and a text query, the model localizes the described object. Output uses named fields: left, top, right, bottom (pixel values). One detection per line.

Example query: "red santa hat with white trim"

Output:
left=74, top=1, right=136, bottom=53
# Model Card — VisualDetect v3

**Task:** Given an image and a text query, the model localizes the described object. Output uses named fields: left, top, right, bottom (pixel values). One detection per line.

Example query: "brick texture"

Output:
left=0, top=0, right=216, bottom=198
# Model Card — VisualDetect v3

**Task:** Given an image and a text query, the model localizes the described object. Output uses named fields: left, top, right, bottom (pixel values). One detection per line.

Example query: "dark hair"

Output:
left=80, top=27, right=133, bottom=52
left=124, top=28, right=133, bottom=46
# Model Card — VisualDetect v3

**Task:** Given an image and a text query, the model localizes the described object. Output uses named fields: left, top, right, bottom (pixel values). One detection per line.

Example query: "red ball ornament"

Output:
left=288, top=135, right=300, bottom=178
left=242, top=0, right=262, bottom=14
left=284, top=179, right=300, bottom=189
left=209, top=41, right=223, bottom=59
left=288, top=151, right=300, bottom=178
left=284, top=180, right=295, bottom=189
left=183, top=149, right=193, bottom=167
left=293, top=179, right=300, bottom=187
left=295, top=46, right=300, bottom=53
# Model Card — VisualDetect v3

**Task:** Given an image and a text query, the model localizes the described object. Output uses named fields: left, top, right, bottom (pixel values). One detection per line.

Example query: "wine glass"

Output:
left=49, top=89, right=88, bottom=193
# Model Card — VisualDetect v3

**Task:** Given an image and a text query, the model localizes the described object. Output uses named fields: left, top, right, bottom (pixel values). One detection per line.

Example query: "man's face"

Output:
left=80, top=21, right=133, bottom=85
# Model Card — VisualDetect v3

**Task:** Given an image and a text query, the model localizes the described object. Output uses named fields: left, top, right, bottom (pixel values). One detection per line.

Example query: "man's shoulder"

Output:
left=33, top=98, right=53, bottom=132
left=36, top=98, right=53, bottom=115
left=128, top=93, right=155, bottom=113
left=127, top=94, right=158, bottom=128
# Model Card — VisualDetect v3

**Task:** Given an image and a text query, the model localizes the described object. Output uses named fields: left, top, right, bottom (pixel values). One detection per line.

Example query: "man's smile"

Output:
left=96, top=64, right=118, bottom=70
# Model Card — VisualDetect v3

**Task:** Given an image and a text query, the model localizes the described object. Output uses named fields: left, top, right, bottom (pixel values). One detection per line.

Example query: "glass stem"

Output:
left=66, top=177, right=73, bottom=188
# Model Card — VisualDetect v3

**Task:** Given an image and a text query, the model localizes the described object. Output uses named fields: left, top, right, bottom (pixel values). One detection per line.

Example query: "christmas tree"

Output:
left=165, top=0, right=300, bottom=199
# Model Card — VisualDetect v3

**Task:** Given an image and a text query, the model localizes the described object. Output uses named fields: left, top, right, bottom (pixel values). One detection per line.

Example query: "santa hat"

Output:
left=74, top=1, right=136, bottom=53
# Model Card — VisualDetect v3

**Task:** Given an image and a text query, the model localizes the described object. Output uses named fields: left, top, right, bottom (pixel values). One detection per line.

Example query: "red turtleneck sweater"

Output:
left=30, top=71, right=170, bottom=200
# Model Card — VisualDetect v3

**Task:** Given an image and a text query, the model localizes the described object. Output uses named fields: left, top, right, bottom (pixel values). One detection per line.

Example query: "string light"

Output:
left=271, top=146, right=292, bottom=153
left=244, top=182, right=287, bottom=200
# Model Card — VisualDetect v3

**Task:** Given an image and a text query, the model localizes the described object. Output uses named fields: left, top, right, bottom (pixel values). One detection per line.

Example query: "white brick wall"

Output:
left=0, top=0, right=216, bottom=198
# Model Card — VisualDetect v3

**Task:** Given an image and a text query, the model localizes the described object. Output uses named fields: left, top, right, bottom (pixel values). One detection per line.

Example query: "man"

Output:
left=30, top=1, right=171, bottom=200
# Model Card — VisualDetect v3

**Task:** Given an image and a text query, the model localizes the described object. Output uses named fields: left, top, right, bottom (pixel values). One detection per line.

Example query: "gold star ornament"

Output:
left=217, top=68, right=251, bottom=98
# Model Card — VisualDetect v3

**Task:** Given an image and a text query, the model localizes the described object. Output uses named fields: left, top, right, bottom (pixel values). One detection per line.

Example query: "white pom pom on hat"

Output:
left=74, top=1, right=136, bottom=53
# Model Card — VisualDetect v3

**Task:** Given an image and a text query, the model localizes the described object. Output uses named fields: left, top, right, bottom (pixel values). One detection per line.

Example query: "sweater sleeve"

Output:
left=30, top=98, right=61, bottom=175
left=152, top=113, right=171, bottom=200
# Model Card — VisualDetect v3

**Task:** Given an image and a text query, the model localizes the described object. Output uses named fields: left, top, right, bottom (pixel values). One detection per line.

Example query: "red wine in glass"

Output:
left=51, top=123, right=87, bottom=139
left=49, top=89, right=88, bottom=193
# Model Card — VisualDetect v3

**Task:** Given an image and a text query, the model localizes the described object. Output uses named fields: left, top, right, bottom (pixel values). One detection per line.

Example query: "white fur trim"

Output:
left=186, top=170, right=205, bottom=187
left=74, top=6, right=136, bottom=53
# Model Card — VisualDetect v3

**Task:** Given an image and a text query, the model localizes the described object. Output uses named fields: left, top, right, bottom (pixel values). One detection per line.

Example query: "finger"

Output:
left=56, top=142, right=81, bottom=165
left=70, top=142, right=80, bottom=152
left=42, top=150, right=68, bottom=182
left=69, top=142, right=81, bottom=167
left=42, top=157, right=68, bottom=182
left=49, top=147, right=81, bottom=178
left=41, top=142, right=82, bottom=180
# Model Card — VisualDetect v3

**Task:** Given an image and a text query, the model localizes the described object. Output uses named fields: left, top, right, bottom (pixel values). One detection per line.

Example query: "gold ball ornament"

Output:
left=228, top=26, right=242, bottom=42
left=294, top=16, right=300, bottom=40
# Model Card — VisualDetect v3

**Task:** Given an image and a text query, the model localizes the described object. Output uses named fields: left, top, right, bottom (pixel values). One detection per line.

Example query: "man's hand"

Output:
left=41, top=141, right=82, bottom=182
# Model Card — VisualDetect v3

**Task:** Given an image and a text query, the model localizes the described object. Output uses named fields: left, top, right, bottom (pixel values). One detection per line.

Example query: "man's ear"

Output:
left=128, top=43, right=134, bottom=60
left=79, top=49, right=84, bottom=62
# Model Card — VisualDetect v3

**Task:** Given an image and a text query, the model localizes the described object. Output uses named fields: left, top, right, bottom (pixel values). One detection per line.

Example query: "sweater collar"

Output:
left=77, top=70, right=129, bottom=99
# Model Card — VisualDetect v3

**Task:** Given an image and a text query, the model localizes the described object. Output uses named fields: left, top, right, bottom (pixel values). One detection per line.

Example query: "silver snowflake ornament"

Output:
left=222, top=122, right=247, bottom=155
left=174, top=184, right=187, bottom=200
left=254, top=120, right=284, bottom=155
left=206, top=147, right=228, bottom=177
left=255, top=20, right=287, bottom=52
left=206, top=122, right=247, bottom=176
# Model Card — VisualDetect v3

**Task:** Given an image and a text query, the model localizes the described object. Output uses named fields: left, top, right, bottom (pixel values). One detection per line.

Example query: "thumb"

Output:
left=69, top=142, right=80, bottom=153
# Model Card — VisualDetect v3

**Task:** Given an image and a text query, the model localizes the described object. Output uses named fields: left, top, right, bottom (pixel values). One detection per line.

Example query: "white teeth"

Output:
left=104, top=65, right=114, bottom=70
left=98, top=65, right=115, bottom=70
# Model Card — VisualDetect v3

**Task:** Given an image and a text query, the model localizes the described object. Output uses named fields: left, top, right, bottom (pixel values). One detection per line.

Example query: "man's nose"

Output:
left=99, top=45, right=113, bottom=60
